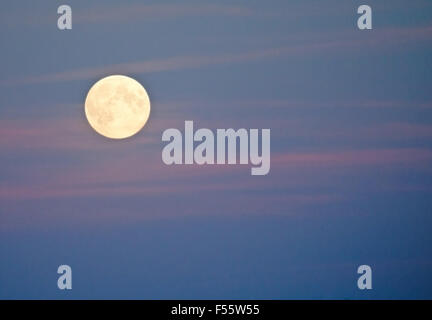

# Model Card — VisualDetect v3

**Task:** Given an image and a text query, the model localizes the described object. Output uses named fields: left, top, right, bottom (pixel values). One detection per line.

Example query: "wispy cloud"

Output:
left=0, top=44, right=336, bottom=86
left=2, top=146, right=431, bottom=202
left=0, top=118, right=157, bottom=151
left=76, top=4, right=253, bottom=22
left=273, top=148, right=432, bottom=168
left=0, top=3, right=253, bottom=28
left=2, top=25, right=431, bottom=87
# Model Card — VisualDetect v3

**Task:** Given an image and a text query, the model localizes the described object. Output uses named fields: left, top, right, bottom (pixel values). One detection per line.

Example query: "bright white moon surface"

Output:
left=84, top=75, right=151, bottom=139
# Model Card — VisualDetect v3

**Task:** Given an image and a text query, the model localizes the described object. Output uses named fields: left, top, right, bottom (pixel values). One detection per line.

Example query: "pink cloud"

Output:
left=0, top=115, right=165, bottom=151
left=2, top=147, right=431, bottom=202
left=357, top=123, right=432, bottom=140
left=273, top=148, right=432, bottom=168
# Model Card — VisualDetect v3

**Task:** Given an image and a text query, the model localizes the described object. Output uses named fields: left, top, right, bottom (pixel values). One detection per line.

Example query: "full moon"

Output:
left=84, top=75, right=151, bottom=139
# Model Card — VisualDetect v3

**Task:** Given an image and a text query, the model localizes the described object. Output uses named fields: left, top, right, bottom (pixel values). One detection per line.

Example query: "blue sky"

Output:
left=1, top=0, right=432, bottom=299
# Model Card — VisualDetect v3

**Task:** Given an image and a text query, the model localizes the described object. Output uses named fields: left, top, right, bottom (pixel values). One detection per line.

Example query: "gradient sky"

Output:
left=1, top=0, right=432, bottom=299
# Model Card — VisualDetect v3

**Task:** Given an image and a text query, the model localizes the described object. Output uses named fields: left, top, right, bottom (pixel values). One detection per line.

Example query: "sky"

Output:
left=0, top=0, right=432, bottom=299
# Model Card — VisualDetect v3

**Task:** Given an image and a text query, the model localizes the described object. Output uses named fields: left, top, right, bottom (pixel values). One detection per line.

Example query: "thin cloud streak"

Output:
left=2, top=25, right=431, bottom=87
left=77, top=4, right=253, bottom=22
left=0, top=4, right=253, bottom=27
left=0, top=44, right=337, bottom=86
left=0, top=119, right=158, bottom=151
left=273, top=148, right=432, bottom=168
left=2, top=147, right=431, bottom=201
